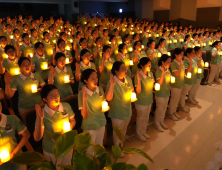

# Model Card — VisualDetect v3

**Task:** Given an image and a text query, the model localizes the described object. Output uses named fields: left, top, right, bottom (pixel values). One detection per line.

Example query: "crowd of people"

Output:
left=0, top=13, right=222, bottom=169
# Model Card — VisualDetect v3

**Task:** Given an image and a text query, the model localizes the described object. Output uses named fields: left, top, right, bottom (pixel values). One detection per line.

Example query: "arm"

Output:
left=135, top=70, right=141, bottom=94
left=197, top=56, right=202, bottom=68
left=48, top=66, right=55, bottom=85
left=33, top=104, right=44, bottom=141
left=212, top=49, right=218, bottom=58
left=69, top=117, right=76, bottom=130
left=75, top=62, right=81, bottom=81
left=173, top=60, right=182, bottom=77
left=106, top=74, right=115, bottom=101
left=0, top=55, right=5, bottom=74
left=4, top=72, right=15, bottom=98
left=132, top=51, right=138, bottom=63
left=99, top=56, right=106, bottom=73
left=157, top=69, right=165, bottom=86
left=81, top=87, right=89, bottom=119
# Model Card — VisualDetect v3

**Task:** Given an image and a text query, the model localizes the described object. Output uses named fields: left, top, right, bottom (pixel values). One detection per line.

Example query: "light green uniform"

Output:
left=0, top=114, right=27, bottom=170
left=30, top=36, right=41, bottom=46
left=10, top=72, right=44, bottom=109
left=42, top=40, right=54, bottom=63
left=155, top=67, right=171, bottom=98
left=170, top=59, right=185, bottom=89
left=10, top=38, right=23, bottom=52
left=183, top=57, right=198, bottom=85
left=99, top=57, right=115, bottom=85
left=210, top=48, right=221, bottom=65
left=147, top=49, right=159, bottom=70
left=78, top=86, right=106, bottom=130
left=2, top=58, right=19, bottom=77
left=193, top=56, right=204, bottom=80
left=48, top=66, right=74, bottom=99
left=32, top=53, right=50, bottom=79
left=134, top=70, right=154, bottom=106
left=36, top=103, right=75, bottom=154
left=120, top=53, right=131, bottom=77
left=106, top=76, right=134, bottom=120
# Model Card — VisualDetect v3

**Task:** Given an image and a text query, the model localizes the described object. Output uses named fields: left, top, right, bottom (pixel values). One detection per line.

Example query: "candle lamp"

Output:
left=66, top=46, right=70, bottom=51
left=64, top=75, right=70, bottom=83
left=171, top=76, right=175, bottom=84
left=102, top=101, right=110, bottom=112
left=187, top=72, right=192, bottom=79
left=142, top=45, right=144, bottom=49
left=10, top=35, right=13, bottom=39
left=167, top=52, right=171, bottom=56
left=155, top=83, right=160, bottom=91
left=29, top=53, right=33, bottom=58
left=70, top=39, right=73, bottom=43
left=31, top=84, right=37, bottom=93
left=205, top=62, right=209, bottom=67
left=129, top=60, right=133, bottom=66
left=158, top=53, right=161, bottom=58
left=197, top=68, right=202, bottom=74
left=63, top=121, right=70, bottom=133
left=131, top=92, right=137, bottom=102
left=128, top=47, right=133, bottom=52
left=0, top=149, right=10, bottom=163
left=41, top=62, right=48, bottom=70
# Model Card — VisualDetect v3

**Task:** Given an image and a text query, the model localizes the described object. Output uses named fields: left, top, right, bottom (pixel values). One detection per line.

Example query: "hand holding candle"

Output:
left=64, top=75, right=70, bottom=83
left=31, top=84, right=38, bottom=93
left=187, top=72, right=192, bottom=79
left=0, top=149, right=10, bottom=163
left=131, top=92, right=137, bottom=102
left=171, top=76, right=175, bottom=84
left=155, top=83, right=160, bottom=91
left=63, top=121, right=71, bottom=133
left=102, top=101, right=110, bottom=112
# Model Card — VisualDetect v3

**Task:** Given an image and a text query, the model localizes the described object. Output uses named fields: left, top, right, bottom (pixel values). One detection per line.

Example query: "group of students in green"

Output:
left=0, top=13, right=222, bottom=169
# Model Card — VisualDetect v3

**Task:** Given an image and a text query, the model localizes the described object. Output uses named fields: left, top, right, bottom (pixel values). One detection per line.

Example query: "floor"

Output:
left=117, top=84, right=222, bottom=170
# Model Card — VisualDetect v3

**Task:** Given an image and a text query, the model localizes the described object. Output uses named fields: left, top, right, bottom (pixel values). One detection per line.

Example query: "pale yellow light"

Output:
left=155, top=83, right=160, bottom=91
left=171, top=76, right=175, bottom=84
left=63, top=121, right=70, bottom=133
left=131, top=92, right=137, bottom=102
left=197, top=68, right=202, bottom=74
left=31, top=84, right=37, bottom=93
left=129, top=60, right=133, bottom=66
left=205, top=62, right=209, bottom=67
left=102, top=101, right=110, bottom=112
left=187, top=72, right=192, bottom=79
left=0, top=149, right=10, bottom=163
left=64, top=75, right=70, bottom=83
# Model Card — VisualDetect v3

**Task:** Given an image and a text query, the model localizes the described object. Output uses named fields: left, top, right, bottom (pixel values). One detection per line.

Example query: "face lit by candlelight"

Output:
left=84, top=72, right=98, bottom=89
left=80, top=39, right=87, bottom=48
left=56, top=56, right=66, bottom=68
left=115, top=64, right=127, bottom=79
left=44, top=33, right=50, bottom=42
left=44, top=89, right=60, bottom=106
left=23, top=35, right=30, bottom=45
left=175, top=52, right=183, bottom=62
left=6, top=48, right=16, bottom=60
left=14, top=30, right=20, bottom=39
left=20, top=59, right=31, bottom=74
left=142, top=61, right=151, bottom=72
left=0, top=37, right=7, bottom=48
left=58, top=41, right=66, bottom=51
left=103, top=48, right=111, bottom=58
left=162, top=58, right=171, bottom=69
left=81, top=52, right=91, bottom=65
left=35, top=44, right=44, bottom=56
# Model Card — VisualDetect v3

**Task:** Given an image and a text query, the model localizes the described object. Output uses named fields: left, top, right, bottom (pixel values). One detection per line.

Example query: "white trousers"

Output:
left=135, top=104, right=151, bottom=137
left=217, top=61, right=222, bottom=78
left=84, top=126, right=105, bottom=156
left=179, top=84, right=192, bottom=108
left=111, top=118, right=130, bottom=147
left=208, top=64, right=219, bottom=83
left=155, top=96, right=169, bottom=125
left=43, top=149, right=73, bottom=170
left=168, top=88, right=182, bottom=115
left=188, top=79, right=201, bottom=101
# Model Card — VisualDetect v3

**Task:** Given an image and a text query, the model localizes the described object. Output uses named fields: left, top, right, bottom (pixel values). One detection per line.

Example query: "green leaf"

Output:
left=112, top=162, right=126, bottom=170
left=72, top=152, right=94, bottom=170
left=126, top=164, right=136, bottom=170
left=123, top=147, right=135, bottom=154
left=74, top=132, right=92, bottom=153
left=58, top=165, right=73, bottom=170
left=29, top=162, right=55, bottom=170
left=113, top=126, right=124, bottom=143
left=137, top=164, right=148, bottom=170
left=129, top=147, right=153, bottom=163
left=53, top=130, right=77, bottom=159
left=51, top=133, right=61, bottom=142
left=112, top=145, right=121, bottom=160
left=11, top=151, right=45, bottom=165
left=93, top=144, right=107, bottom=156
left=37, top=168, right=51, bottom=170
left=97, top=153, right=112, bottom=169
left=93, top=158, right=100, bottom=170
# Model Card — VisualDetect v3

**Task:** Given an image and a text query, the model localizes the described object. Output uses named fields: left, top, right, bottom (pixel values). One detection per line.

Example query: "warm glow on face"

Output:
left=102, top=101, right=110, bottom=112
left=31, top=84, right=37, bottom=93
left=63, top=121, right=70, bottom=133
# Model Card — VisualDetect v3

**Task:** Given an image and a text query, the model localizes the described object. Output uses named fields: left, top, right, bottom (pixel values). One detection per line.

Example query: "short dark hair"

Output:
left=5, top=45, right=15, bottom=53
left=18, top=57, right=31, bottom=67
left=34, top=42, right=44, bottom=49
left=81, top=69, right=96, bottom=84
left=111, top=61, right=124, bottom=75
left=55, top=52, right=66, bottom=61
left=41, top=84, right=57, bottom=100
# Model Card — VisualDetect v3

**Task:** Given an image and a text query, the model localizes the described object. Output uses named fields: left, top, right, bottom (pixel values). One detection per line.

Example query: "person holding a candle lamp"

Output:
left=78, top=69, right=106, bottom=156
left=0, top=36, right=8, bottom=60
left=48, top=52, right=74, bottom=99
left=109, top=35, right=118, bottom=60
left=168, top=31, right=176, bottom=50
left=0, top=100, right=30, bottom=170
left=189, top=46, right=204, bottom=103
left=134, top=57, right=154, bottom=141
left=0, top=45, right=19, bottom=77
left=157, top=38, right=168, bottom=55
left=75, top=49, right=96, bottom=91
left=10, top=29, right=22, bottom=53
left=87, top=30, right=98, bottom=55
left=4, top=57, right=45, bottom=116
left=123, top=34, right=133, bottom=54
left=92, top=37, right=103, bottom=67
left=34, top=84, right=75, bottom=169
left=147, top=39, right=158, bottom=73
left=75, top=38, right=89, bottom=62
left=42, top=31, right=54, bottom=63
left=161, top=30, right=169, bottom=51
left=30, top=29, right=41, bottom=46
left=168, top=48, right=185, bottom=121
left=183, top=35, right=192, bottom=50
left=59, top=32, right=72, bottom=52
left=207, top=41, right=221, bottom=86
left=154, top=54, right=172, bottom=132
left=18, top=33, right=34, bottom=58
left=204, top=32, right=213, bottom=51
left=32, top=42, right=50, bottom=80
left=129, top=41, right=147, bottom=75
left=99, top=45, right=115, bottom=91
left=179, top=48, right=198, bottom=111
left=117, top=43, right=132, bottom=77
left=106, top=61, right=134, bottom=158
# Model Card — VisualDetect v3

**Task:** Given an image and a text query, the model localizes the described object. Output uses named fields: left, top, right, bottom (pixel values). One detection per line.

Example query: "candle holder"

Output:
left=64, top=75, right=70, bottom=83
left=102, top=101, right=110, bottom=112
left=63, top=121, right=70, bottom=133
left=131, top=92, right=137, bottom=102
left=187, top=72, right=192, bottom=79
left=171, top=76, right=175, bottom=84
left=155, top=83, right=160, bottom=91
left=31, top=84, right=38, bottom=93
left=129, top=60, right=134, bottom=66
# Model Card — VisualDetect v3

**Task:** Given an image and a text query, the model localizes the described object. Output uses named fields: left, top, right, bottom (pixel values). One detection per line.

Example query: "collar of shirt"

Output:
left=140, top=70, right=150, bottom=79
left=13, top=37, right=21, bottom=42
left=23, top=43, right=32, bottom=48
left=105, top=57, right=112, bottom=62
left=80, top=61, right=91, bottom=68
left=184, top=56, right=190, bottom=62
left=55, top=66, right=67, bottom=73
left=121, top=53, right=127, bottom=59
left=159, top=66, right=168, bottom=72
left=0, top=113, right=7, bottom=127
left=57, top=49, right=67, bottom=54
left=7, top=58, right=18, bottom=64
left=19, top=72, right=34, bottom=80
left=84, top=86, right=99, bottom=96
left=44, top=103, right=64, bottom=117
left=35, top=53, right=45, bottom=59
left=114, top=75, right=128, bottom=86
left=43, top=40, right=50, bottom=45
left=174, top=59, right=180, bottom=65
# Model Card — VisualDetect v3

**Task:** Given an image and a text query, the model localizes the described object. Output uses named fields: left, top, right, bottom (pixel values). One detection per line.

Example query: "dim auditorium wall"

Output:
left=154, top=7, right=222, bottom=29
